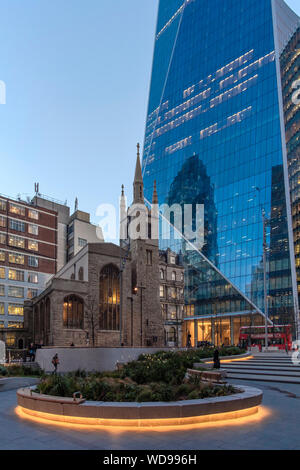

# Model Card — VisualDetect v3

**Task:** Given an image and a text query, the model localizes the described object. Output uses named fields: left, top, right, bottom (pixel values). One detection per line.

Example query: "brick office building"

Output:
left=0, top=194, right=104, bottom=350
left=0, top=196, right=57, bottom=349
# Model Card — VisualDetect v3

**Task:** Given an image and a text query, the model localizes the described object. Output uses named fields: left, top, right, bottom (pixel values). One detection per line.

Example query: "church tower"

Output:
left=121, top=144, right=164, bottom=347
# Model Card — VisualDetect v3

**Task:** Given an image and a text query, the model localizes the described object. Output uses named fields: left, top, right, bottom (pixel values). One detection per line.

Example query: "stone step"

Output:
left=227, top=372, right=300, bottom=384
left=224, top=360, right=294, bottom=367
left=222, top=363, right=299, bottom=370
left=224, top=367, right=300, bottom=378
left=251, top=357, right=293, bottom=360
left=222, top=365, right=300, bottom=373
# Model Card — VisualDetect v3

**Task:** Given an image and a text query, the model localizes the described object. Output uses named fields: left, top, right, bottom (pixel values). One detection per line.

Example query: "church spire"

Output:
left=120, top=184, right=127, bottom=244
left=133, top=143, right=144, bottom=204
left=152, top=180, right=158, bottom=205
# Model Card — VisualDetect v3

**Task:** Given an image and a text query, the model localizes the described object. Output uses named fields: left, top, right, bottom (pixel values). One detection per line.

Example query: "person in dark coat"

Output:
left=52, top=353, right=59, bottom=374
left=213, top=348, right=220, bottom=369
left=29, top=343, right=36, bottom=362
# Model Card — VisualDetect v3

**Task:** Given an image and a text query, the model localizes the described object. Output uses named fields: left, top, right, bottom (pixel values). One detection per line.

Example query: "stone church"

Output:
left=23, top=147, right=184, bottom=348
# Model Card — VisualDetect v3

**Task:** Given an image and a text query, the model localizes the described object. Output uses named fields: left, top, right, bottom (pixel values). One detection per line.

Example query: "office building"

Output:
left=0, top=192, right=103, bottom=348
left=143, top=0, right=300, bottom=345
left=280, top=26, right=300, bottom=298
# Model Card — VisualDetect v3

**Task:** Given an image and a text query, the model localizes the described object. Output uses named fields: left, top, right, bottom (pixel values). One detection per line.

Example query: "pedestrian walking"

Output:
left=29, top=343, right=36, bottom=362
left=213, top=348, right=220, bottom=369
left=52, top=353, right=59, bottom=374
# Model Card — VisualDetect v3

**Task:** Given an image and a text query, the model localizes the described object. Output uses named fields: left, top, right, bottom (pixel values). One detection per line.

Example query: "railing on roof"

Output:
left=34, top=193, right=67, bottom=206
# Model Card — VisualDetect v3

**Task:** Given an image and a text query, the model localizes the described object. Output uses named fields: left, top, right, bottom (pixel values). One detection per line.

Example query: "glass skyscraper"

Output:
left=142, top=0, right=300, bottom=345
left=281, top=26, right=300, bottom=303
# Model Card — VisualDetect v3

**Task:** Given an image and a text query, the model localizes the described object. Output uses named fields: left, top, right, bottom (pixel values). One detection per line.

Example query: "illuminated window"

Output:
left=99, top=264, right=120, bottom=331
left=9, top=269, right=24, bottom=282
left=28, top=272, right=38, bottom=284
left=28, top=256, right=38, bottom=267
left=160, top=285, right=165, bottom=297
left=0, top=216, right=6, bottom=228
left=27, top=288, right=38, bottom=299
left=9, top=203, right=25, bottom=216
left=160, top=269, right=165, bottom=280
left=8, top=235, right=25, bottom=249
left=0, top=321, right=4, bottom=327
left=28, top=240, right=38, bottom=251
left=8, top=286, right=24, bottom=298
left=8, top=304, right=24, bottom=316
left=185, top=304, right=195, bottom=316
left=169, top=305, right=177, bottom=319
left=169, top=287, right=177, bottom=299
left=63, top=295, right=84, bottom=329
left=28, top=209, right=39, bottom=220
left=0, top=251, right=6, bottom=262
left=6, top=332, right=16, bottom=347
left=0, top=233, right=6, bottom=244
left=171, top=271, right=176, bottom=281
left=9, top=252, right=24, bottom=265
left=0, top=268, right=5, bottom=279
left=0, top=285, right=4, bottom=296
left=28, top=224, right=38, bottom=236
left=9, top=219, right=25, bottom=232
left=8, top=321, right=24, bottom=329
left=0, top=200, right=6, bottom=211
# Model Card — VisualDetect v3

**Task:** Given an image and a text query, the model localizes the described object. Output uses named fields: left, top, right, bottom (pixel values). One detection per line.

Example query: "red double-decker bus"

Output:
left=239, top=325, right=292, bottom=351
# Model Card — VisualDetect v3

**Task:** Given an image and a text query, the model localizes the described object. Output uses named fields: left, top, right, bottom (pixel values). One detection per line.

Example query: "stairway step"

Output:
left=225, top=368, right=300, bottom=377
left=222, top=364, right=300, bottom=371
left=227, top=373, right=300, bottom=384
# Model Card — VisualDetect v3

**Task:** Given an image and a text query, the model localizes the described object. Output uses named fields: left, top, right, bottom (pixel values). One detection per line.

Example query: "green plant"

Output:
left=188, top=390, right=199, bottom=400
left=0, top=365, right=8, bottom=376
left=34, top=349, right=243, bottom=403
left=137, top=388, right=154, bottom=402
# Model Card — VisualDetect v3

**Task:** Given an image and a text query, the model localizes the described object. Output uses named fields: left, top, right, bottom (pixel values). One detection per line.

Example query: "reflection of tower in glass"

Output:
left=269, top=165, right=294, bottom=325
left=280, top=26, right=300, bottom=315
left=143, top=0, right=300, bottom=334
left=166, top=155, right=218, bottom=266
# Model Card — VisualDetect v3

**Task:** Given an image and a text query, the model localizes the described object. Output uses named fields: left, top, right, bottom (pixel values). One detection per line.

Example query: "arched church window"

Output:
left=99, top=264, right=120, bottom=331
left=63, top=295, right=84, bottom=329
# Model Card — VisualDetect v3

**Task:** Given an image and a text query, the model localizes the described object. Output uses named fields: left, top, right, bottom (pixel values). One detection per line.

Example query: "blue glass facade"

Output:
left=143, top=0, right=300, bottom=343
left=281, top=26, right=300, bottom=300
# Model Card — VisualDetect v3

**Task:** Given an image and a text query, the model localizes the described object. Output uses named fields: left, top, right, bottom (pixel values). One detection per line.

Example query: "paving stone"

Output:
left=1, top=370, right=300, bottom=450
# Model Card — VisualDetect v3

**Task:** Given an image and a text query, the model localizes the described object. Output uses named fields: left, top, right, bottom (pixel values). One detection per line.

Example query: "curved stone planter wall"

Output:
left=17, top=385, right=263, bottom=428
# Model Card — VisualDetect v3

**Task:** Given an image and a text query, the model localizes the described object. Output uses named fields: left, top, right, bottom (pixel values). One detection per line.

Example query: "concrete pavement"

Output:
left=0, top=378, right=300, bottom=450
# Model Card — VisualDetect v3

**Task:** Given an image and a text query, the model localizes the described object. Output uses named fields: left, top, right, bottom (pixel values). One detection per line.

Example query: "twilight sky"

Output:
left=0, top=0, right=299, bottom=240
